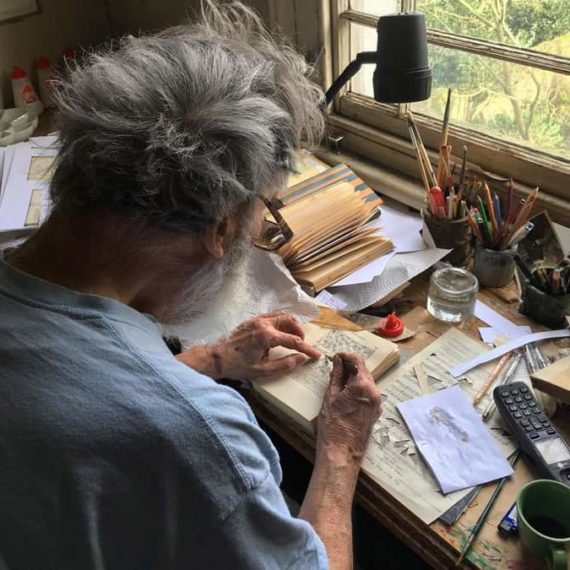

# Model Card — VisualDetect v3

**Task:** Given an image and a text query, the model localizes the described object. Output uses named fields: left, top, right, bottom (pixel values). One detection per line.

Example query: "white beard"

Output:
left=159, top=230, right=251, bottom=325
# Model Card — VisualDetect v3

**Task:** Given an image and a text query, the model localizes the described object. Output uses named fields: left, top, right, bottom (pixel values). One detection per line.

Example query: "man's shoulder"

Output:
left=138, top=355, right=282, bottom=496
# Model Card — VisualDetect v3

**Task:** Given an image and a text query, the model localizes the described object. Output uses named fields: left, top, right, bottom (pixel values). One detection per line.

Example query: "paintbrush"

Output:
left=455, top=451, right=520, bottom=567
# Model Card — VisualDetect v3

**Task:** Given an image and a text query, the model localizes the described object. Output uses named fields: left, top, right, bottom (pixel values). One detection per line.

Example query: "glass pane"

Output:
left=350, top=0, right=400, bottom=17
left=414, top=44, right=570, bottom=161
left=349, top=23, right=570, bottom=161
left=417, top=0, right=570, bottom=59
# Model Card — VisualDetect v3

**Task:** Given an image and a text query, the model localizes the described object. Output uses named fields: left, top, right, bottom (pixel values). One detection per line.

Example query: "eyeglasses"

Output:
left=252, top=197, right=294, bottom=252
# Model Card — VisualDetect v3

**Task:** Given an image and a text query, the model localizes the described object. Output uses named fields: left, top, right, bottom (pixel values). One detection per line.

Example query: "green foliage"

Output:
left=415, top=0, right=570, bottom=160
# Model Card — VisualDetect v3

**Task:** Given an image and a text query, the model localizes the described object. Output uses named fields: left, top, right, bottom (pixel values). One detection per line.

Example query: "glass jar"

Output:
left=427, top=267, right=479, bottom=323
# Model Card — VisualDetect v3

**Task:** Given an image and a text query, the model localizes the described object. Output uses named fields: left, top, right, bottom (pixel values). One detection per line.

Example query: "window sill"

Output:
left=316, top=118, right=570, bottom=228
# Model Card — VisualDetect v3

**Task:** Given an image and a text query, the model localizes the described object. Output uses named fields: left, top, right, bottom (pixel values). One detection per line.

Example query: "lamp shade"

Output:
left=373, top=13, right=432, bottom=103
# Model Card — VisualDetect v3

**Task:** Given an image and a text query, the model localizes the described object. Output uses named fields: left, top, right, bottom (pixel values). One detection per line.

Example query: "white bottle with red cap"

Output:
left=36, top=57, right=56, bottom=108
left=11, top=66, right=44, bottom=115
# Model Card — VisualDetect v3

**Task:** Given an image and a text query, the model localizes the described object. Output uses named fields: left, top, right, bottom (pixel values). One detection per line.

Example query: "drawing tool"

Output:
left=441, top=88, right=452, bottom=147
left=406, top=111, right=437, bottom=188
left=493, top=192, right=502, bottom=227
left=473, top=352, right=511, bottom=406
left=482, top=352, right=523, bottom=421
left=484, top=183, right=499, bottom=237
left=459, top=146, right=467, bottom=187
left=513, top=254, right=534, bottom=282
left=455, top=451, right=520, bottom=566
left=507, top=221, right=534, bottom=248
left=447, top=195, right=452, bottom=219
left=408, top=124, right=430, bottom=193
left=505, top=179, right=514, bottom=225
left=467, top=210, right=482, bottom=242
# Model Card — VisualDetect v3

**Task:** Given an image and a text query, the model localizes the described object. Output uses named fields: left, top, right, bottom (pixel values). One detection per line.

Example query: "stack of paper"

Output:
left=0, top=135, right=59, bottom=237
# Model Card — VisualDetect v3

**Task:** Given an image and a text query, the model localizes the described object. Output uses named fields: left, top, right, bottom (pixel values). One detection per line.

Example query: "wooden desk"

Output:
left=248, top=275, right=570, bottom=570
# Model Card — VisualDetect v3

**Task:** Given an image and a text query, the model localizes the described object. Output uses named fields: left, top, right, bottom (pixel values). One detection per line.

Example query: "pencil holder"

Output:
left=421, top=209, right=473, bottom=267
left=472, top=245, right=516, bottom=288
left=520, top=284, right=570, bottom=329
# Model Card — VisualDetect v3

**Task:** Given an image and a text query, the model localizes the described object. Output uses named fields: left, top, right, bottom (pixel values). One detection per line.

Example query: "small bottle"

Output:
left=11, top=66, right=44, bottom=115
left=36, top=56, right=56, bottom=108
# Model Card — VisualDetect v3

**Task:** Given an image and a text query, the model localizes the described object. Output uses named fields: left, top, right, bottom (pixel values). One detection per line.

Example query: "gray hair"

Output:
left=50, top=1, right=324, bottom=234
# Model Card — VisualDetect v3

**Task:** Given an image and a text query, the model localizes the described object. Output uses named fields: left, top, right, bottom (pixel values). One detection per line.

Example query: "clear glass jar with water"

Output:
left=427, top=267, right=479, bottom=323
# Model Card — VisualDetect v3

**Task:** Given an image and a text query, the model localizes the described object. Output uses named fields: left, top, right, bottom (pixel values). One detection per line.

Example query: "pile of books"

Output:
left=272, top=153, right=393, bottom=294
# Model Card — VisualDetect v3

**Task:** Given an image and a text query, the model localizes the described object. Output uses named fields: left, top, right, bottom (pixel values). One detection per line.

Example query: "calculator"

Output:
left=494, top=381, right=570, bottom=486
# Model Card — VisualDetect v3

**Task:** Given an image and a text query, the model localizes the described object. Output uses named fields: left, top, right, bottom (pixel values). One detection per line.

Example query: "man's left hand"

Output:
left=176, top=311, right=320, bottom=380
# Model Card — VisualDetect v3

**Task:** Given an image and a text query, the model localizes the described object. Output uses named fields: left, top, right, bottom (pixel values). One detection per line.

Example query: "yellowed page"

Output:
left=254, top=323, right=399, bottom=431
left=362, top=328, right=519, bottom=524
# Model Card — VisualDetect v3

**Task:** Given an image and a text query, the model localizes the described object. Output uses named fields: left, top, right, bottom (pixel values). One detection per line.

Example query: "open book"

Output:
left=253, top=323, right=400, bottom=432
left=273, top=163, right=394, bottom=294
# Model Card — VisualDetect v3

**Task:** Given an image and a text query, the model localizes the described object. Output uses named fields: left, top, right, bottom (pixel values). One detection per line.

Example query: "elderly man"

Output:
left=0, top=2, right=381, bottom=569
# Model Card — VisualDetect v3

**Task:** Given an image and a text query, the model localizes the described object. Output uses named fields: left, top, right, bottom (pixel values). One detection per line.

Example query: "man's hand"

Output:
left=317, top=352, right=382, bottom=466
left=176, top=311, right=320, bottom=380
left=299, top=353, right=381, bottom=570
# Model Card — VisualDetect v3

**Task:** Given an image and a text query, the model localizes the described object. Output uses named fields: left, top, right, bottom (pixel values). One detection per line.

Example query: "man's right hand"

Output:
left=316, top=352, right=382, bottom=466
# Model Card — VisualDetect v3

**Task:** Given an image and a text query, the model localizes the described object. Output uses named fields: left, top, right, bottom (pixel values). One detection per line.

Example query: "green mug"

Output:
left=516, top=480, right=570, bottom=570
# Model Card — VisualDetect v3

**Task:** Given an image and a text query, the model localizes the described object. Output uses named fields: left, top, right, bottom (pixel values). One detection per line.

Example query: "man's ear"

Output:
left=202, top=219, right=229, bottom=259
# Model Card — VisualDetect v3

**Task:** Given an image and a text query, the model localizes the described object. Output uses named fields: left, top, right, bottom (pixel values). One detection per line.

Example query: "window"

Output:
left=329, top=0, right=570, bottom=223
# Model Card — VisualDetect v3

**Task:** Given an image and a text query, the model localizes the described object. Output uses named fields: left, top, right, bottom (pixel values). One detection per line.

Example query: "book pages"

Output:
left=254, top=323, right=399, bottom=431
left=362, top=329, right=520, bottom=524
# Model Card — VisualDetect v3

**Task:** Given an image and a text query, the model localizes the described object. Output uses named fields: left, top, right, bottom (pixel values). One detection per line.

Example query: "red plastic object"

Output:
left=36, top=56, right=50, bottom=70
left=378, top=312, right=404, bottom=338
left=11, top=66, right=27, bottom=79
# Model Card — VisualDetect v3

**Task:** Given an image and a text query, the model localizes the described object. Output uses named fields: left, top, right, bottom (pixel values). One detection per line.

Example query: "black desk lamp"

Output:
left=324, top=12, right=432, bottom=106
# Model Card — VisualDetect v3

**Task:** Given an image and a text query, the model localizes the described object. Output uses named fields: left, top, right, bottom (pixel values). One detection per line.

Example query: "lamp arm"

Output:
left=323, top=51, right=377, bottom=108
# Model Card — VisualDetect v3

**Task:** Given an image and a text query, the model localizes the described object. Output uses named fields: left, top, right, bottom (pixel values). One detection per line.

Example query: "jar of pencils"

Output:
left=519, top=265, right=570, bottom=329
left=473, top=245, right=516, bottom=288
left=422, top=209, right=472, bottom=267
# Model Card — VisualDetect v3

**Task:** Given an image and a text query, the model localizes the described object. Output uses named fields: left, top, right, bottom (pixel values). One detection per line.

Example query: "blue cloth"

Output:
left=0, top=257, right=328, bottom=570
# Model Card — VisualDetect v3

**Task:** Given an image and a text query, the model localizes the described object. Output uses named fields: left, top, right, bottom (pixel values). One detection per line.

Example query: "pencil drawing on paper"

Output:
left=429, top=406, right=469, bottom=442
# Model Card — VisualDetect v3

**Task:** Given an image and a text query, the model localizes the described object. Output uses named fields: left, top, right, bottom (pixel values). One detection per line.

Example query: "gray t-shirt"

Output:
left=0, top=257, right=328, bottom=570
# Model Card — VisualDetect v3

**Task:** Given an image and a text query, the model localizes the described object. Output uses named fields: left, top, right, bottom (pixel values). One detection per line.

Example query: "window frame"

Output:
left=327, top=0, right=570, bottom=222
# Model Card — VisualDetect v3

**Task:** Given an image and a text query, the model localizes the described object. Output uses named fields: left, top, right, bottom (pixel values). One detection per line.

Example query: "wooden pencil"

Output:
left=441, top=88, right=452, bottom=147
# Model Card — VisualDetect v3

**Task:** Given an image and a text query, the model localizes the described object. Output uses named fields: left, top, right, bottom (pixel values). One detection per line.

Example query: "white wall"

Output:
left=0, top=0, right=111, bottom=107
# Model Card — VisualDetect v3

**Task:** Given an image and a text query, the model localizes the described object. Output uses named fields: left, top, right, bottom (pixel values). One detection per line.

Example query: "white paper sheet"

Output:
left=362, top=328, right=517, bottom=524
left=474, top=301, right=530, bottom=339
left=374, top=204, right=426, bottom=253
left=329, top=248, right=450, bottom=311
left=397, top=385, right=513, bottom=494
left=0, top=142, right=57, bottom=232
left=314, top=289, right=348, bottom=310
left=167, top=249, right=319, bottom=345
left=333, top=251, right=396, bottom=287
left=479, top=326, right=532, bottom=344
left=450, top=329, right=570, bottom=377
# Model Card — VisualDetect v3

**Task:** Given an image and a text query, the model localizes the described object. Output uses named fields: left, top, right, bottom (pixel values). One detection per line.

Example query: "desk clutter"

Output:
left=0, top=135, right=59, bottom=237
